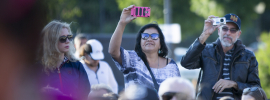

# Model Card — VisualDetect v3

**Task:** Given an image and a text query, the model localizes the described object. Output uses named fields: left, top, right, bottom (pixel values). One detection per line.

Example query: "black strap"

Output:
left=196, top=69, right=203, bottom=98
left=166, top=58, right=168, bottom=65
left=145, top=63, right=159, bottom=91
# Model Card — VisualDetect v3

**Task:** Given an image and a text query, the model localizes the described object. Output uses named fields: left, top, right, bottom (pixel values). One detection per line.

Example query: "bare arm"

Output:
left=108, top=5, right=136, bottom=64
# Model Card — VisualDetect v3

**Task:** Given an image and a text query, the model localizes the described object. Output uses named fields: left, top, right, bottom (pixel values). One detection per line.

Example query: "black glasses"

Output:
left=243, top=87, right=264, bottom=100
left=59, top=35, right=73, bottom=43
left=162, top=92, right=189, bottom=100
left=222, top=26, right=239, bottom=33
left=141, top=33, right=159, bottom=40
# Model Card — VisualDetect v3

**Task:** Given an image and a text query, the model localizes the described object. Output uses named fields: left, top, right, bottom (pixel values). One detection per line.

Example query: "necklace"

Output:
left=156, top=57, right=159, bottom=75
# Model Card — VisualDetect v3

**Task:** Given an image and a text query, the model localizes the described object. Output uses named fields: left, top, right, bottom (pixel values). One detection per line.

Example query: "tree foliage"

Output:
left=45, top=0, right=270, bottom=46
left=256, top=32, right=270, bottom=97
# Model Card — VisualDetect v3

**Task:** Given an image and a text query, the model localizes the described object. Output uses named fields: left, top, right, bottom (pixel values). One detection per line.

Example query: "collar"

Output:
left=63, top=56, right=69, bottom=62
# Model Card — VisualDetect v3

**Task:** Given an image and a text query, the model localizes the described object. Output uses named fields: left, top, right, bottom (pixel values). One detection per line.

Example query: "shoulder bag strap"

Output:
left=196, top=69, right=203, bottom=97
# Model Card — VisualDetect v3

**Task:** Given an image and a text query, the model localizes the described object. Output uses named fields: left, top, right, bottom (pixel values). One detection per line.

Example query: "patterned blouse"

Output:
left=112, top=47, right=181, bottom=90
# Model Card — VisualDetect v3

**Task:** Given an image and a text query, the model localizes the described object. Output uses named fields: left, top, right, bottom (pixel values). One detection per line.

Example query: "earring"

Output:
left=158, top=49, right=162, bottom=54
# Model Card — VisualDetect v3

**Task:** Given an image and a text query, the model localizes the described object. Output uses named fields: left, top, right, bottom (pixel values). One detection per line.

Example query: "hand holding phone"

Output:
left=131, top=6, right=151, bottom=17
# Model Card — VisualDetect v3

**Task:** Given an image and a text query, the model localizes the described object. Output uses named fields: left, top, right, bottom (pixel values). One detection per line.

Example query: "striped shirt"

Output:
left=216, top=47, right=235, bottom=100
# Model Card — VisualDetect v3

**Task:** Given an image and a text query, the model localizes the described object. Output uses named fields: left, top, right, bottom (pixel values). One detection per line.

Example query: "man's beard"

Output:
left=219, top=35, right=237, bottom=47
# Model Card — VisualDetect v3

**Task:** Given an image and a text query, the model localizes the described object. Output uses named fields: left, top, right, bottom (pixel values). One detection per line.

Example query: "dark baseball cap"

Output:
left=224, top=13, right=241, bottom=30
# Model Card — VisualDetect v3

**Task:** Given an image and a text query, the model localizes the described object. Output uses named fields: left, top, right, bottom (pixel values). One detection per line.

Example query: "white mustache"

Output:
left=223, top=35, right=232, bottom=40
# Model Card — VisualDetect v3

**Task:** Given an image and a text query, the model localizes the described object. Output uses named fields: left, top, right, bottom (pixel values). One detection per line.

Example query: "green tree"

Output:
left=256, top=32, right=270, bottom=97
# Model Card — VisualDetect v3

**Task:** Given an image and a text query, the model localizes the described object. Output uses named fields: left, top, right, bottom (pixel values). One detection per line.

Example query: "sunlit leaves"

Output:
left=190, top=0, right=225, bottom=18
left=256, top=32, right=270, bottom=97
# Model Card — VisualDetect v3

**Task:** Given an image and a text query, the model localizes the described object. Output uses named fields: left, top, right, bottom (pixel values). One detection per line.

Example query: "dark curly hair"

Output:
left=135, top=24, right=168, bottom=66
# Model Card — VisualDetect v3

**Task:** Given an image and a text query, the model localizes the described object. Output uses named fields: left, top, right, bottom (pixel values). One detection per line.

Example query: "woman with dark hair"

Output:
left=241, top=87, right=267, bottom=100
left=109, top=5, right=180, bottom=91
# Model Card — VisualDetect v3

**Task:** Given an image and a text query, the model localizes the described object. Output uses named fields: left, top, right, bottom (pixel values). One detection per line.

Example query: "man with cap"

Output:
left=79, top=39, right=118, bottom=94
left=181, top=14, right=261, bottom=100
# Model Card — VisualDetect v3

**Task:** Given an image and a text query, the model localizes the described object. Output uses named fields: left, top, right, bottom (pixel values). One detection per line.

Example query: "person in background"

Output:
left=108, top=5, right=180, bottom=92
left=74, top=34, right=88, bottom=59
left=39, top=20, right=90, bottom=100
left=158, top=77, right=195, bottom=100
left=79, top=39, right=118, bottom=93
left=241, top=87, right=267, bottom=100
left=181, top=14, right=261, bottom=100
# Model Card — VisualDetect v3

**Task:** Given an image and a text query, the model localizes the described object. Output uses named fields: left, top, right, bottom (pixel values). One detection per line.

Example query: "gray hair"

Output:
left=91, top=84, right=113, bottom=93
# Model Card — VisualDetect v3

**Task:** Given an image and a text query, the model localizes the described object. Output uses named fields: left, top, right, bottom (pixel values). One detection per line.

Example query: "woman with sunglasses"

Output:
left=39, top=21, right=90, bottom=100
left=109, top=5, right=181, bottom=91
left=242, top=87, right=267, bottom=100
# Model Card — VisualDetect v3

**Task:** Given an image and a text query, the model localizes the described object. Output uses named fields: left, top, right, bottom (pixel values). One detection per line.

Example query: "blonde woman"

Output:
left=39, top=21, right=90, bottom=100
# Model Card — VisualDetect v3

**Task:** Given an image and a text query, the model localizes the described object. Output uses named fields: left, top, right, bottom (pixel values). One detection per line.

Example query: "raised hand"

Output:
left=202, top=15, right=220, bottom=35
left=199, top=15, right=220, bottom=44
left=119, top=5, right=137, bottom=25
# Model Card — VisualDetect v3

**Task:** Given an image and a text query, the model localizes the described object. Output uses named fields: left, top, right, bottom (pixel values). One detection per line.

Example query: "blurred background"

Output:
left=1, top=0, right=270, bottom=99
left=44, top=0, right=270, bottom=96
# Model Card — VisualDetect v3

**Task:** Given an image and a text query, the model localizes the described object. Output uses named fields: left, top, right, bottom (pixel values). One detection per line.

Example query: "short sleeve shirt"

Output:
left=112, top=47, right=181, bottom=89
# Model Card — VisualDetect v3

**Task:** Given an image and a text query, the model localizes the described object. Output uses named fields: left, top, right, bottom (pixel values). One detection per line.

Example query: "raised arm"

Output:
left=108, top=5, right=136, bottom=64
left=181, top=15, right=220, bottom=69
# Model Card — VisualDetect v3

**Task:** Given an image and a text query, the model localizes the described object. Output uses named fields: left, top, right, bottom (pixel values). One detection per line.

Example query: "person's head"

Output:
left=118, top=84, right=159, bottom=100
left=41, top=20, right=76, bottom=72
left=79, top=39, right=104, bottom=67
left=74, top=34, right=88, bottom=51
left=242, top=87, right=267, bottom=100
left=135, top=24, right=168, bottom=64
left=88, top=84, right=113, bottom=100
left=158, top=77, right=195, bottom=100
left=218, top=13, right=242, bottom=47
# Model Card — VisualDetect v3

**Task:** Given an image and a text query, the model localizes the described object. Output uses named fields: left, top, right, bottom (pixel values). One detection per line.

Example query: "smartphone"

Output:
left=131, top=6, right=151, bottom=17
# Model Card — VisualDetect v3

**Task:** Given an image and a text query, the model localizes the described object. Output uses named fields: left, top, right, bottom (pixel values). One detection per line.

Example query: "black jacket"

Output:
left=181, top=38, right=261, bottom=100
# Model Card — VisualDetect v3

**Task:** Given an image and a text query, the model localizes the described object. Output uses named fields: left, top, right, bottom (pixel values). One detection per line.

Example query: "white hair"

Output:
left=158, top=77, right=195, bottom=100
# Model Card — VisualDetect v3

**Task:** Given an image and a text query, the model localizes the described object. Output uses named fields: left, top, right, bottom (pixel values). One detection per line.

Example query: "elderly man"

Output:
left=158, top=77, right=195, bottom=100
left=181, top=14, right=261, bottom=100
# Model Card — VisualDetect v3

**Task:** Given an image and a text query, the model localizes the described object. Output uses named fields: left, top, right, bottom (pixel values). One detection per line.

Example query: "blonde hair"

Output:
left=41, top=20, right=77, bottom=73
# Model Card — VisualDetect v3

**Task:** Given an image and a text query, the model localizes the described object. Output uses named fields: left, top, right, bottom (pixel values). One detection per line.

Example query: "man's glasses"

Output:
left=59, top=35, right=73, bottom=43
left=243, top=87, right=264, bottom=100
left=141, top=33, right=159, bottom=40
left=222, top=26, right=239, bottom=33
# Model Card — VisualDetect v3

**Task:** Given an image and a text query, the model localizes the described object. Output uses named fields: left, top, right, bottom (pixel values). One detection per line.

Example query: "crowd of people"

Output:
left=0, top=3, right=268, bottom=100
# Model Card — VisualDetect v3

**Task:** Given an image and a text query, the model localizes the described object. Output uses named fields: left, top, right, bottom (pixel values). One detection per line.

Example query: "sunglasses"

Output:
left=141, top=33, right=159, bottom=40
left=162, top=92, right=189, bottom=100
left=59, top=35, right=73, bottom=43
left=243, top=87, right=264, bottom=100
left=222, top=26, right=239, bottom=33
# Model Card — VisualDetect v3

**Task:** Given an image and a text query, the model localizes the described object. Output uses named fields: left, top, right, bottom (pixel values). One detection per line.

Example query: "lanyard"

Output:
left=57, top=60, right=68, bottom=90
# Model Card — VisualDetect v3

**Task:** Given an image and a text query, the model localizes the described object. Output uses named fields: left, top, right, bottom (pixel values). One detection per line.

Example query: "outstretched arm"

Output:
left=108, top=5, right=136, bottom=64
